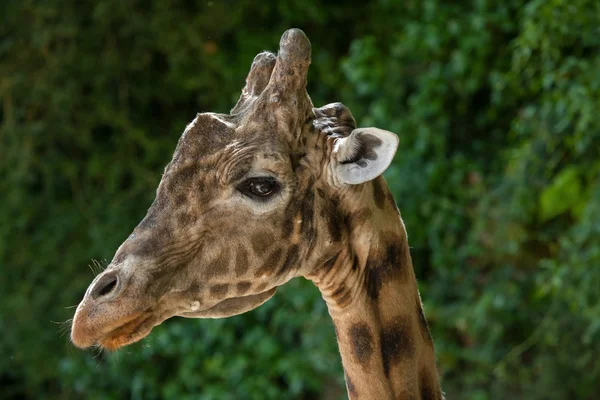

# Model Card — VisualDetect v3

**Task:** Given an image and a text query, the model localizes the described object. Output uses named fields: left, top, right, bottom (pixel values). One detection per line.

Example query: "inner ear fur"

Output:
left=334, top=127, right=399, bottom=185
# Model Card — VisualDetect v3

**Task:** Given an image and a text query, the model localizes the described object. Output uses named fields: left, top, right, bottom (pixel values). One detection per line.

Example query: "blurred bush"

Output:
left=1, top=0, right=598, bottom=399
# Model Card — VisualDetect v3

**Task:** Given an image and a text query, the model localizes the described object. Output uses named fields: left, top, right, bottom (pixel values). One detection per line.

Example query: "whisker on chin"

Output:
left=92, top=344, right=106, bottom=366
left=64, top=336, right=75, bottom=351
left=51, top=318, right=74, bottom=338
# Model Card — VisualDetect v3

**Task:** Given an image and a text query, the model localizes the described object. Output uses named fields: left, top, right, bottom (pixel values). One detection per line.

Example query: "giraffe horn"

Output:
left=246, top=52, right=277, bottom=96
left=231, top=51, right=276, bottom=114
left=232, top=29, right=312, bottom=115
left=265, top=28, right=311, bottom=96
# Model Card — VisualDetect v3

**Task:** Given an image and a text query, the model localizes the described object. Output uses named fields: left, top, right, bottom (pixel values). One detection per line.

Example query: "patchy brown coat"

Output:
left=71, top=29, right=443, bottom=400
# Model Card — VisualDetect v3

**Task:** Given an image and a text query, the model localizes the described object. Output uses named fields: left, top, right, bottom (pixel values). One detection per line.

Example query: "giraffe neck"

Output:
left=307, top=178, right=442, bottom=399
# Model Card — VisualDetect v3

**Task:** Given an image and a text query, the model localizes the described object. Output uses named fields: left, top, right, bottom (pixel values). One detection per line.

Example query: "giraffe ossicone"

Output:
left=71, top=28, right=443, bottom=399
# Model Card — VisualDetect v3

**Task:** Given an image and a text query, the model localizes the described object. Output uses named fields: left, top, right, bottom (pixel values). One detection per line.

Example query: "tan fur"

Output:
left=71, top=29, right=442, bottom=399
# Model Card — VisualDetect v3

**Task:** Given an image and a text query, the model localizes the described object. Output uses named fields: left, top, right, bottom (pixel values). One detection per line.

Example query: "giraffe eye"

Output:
left=238, top=177, right=281, bottom=200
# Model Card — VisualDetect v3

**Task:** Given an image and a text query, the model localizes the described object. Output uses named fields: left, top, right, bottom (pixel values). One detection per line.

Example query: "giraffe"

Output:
left=71, top=29, right=443, bottom=399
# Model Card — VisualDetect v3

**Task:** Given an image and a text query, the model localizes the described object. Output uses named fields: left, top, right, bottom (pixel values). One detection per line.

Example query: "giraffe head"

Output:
left=71, top=29, right=399, bottom=350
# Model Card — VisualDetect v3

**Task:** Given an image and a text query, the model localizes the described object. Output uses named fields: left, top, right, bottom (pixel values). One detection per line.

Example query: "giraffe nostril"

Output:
left=99, top=277, right=117, bottom=296
left=91, top=273, right=120, bottom=300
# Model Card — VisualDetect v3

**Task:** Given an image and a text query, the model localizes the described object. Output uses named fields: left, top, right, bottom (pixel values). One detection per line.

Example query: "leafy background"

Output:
left=1, top=0, right=599, bottom=399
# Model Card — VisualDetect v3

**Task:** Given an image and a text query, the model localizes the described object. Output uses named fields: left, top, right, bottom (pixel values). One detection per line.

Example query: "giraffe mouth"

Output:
left=97, top=311, right=155, bottom=351
left=88, top=288, right=278, bottom=350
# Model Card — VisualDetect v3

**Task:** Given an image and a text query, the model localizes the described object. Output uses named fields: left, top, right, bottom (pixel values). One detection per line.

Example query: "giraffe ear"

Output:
left=333, top=128, right=399, bottom=185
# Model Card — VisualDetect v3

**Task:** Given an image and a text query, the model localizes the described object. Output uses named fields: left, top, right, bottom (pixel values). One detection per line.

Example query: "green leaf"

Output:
left=539, top=167, right=583, bottom=221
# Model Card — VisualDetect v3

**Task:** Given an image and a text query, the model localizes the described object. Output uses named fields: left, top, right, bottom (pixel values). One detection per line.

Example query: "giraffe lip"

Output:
left=96, top=312, right=155, bottom=351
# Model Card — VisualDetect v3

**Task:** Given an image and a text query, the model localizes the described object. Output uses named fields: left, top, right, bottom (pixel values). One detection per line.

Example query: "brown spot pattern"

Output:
left=205, top=251, right=230, bottom=279
left=420, top=367, right=441, bottom=400
left=300, top=189, right=315, bottom=238
left=316, top=188, right=327, bottom=199
left=175, top=193, right=187, bottom=206
left=321, top=194, right=344, bottom=243
left=184, top=280, right=201, bottom=296
left=276, top=244, right=300, bottom=276
left=282, top=218, right=295, bottom=239
left=380, top=320, right=415, bottom=377
left=210, top=284, right=229, bottom=298
left=254, top=247, right=283, bottom=277
left=365, top=240, right=406, bottom=300
left=167, top=164, right=198, bottom=193
left=132, top=228, right=166, bottom=257
left=177, top=211, right=194, bottom=226
left=351, top=253, right=359, bottom=271
left=387, top=187, right=397, bottom=209
left=348, top=323, right=374, bottom=365
left=281, top=192, right=303, bottom=238
left=343, top=208, right=373, bottom=233
left=236, top=281, right=251, bottom=295
left=235, top=247, right=249, bottom=276
left=281, top=181, right=315, bottom=239
left=372, top=177, right=387, bottom=209
left=147, top=262, right=188, bottom=296
left=251, top=231, right=275, bottom=254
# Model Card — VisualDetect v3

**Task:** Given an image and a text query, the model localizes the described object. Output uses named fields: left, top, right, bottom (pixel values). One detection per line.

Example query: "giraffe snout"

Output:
left=71, top=267, right=150, bottom=350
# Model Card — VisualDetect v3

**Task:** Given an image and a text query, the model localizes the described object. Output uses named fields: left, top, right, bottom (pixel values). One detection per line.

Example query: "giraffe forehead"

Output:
left=174, top=113, right=237, bottom=160
left=173, top=111, right=294, bottom=163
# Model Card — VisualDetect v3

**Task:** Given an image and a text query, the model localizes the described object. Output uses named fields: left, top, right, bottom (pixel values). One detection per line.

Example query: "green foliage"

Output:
left=1, top=0, right=599, bottom=399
